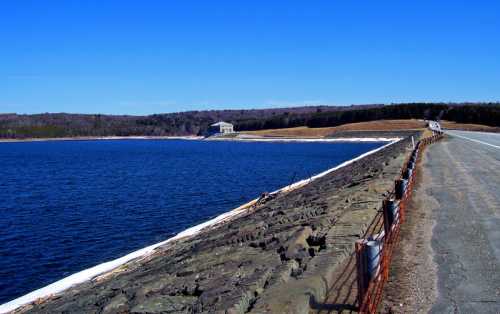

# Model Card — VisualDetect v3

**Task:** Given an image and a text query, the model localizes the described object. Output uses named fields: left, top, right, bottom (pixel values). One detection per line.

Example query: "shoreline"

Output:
left=0, top=135, right=204, bottom=143
left=207, top=136, right=399, bottom=142
left=0, top=135, right=398, bottom=144
left=0, top=139, right=400, bottom=313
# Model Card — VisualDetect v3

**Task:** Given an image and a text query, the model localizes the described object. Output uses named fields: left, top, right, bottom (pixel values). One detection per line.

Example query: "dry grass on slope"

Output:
left=440, top=120, right=499, bottom=132
left=241, top=119, right=427, bottom=138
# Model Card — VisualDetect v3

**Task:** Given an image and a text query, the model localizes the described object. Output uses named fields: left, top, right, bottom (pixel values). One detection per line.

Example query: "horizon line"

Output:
left=1, top=101, right=499, bottom=117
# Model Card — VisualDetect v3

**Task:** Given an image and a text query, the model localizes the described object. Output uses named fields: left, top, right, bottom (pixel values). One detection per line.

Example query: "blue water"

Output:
left=0, top=139, right=384, bottom=303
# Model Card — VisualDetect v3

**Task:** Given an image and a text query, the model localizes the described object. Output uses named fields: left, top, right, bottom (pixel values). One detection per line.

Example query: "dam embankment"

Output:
left=11, top=134, right=417, bottom=314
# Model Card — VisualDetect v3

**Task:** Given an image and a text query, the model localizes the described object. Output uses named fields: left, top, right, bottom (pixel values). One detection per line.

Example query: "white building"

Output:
left=208, top=121, right=234, bottom=135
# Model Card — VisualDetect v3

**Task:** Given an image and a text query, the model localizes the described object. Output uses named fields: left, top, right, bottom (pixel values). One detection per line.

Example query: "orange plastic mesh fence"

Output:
left=357, top=133, right=443, bottom=314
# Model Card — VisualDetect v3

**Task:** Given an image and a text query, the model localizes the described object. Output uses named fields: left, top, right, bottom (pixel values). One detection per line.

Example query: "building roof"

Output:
left=210, top=121, right=233, bottom=127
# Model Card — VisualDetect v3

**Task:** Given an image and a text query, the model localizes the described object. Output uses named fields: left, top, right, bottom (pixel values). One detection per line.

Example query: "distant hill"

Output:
left=0, top=103, right=498, bottom=139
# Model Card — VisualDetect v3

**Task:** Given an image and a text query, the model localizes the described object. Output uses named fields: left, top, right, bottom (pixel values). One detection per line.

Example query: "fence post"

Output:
left=382, top=199, right=396, bottom=236
left=356, top=240, right=367, bottom=311
left=366, top=240, right=383, bottom=281
left=395, top=179, right=407, bottom=199
left=403, top=167, right=412, bottom=180
left=410, top=152, right=417, bottom=164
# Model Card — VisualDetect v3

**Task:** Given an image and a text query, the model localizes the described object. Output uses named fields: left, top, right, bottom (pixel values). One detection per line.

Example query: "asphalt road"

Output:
left=426, top=130, right=500, bottom=313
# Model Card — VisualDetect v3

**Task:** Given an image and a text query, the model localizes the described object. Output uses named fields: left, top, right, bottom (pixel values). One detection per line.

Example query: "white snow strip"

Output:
left=207, top=137, right=399, bottom=143
left=0, top=138, right=400, bottom=313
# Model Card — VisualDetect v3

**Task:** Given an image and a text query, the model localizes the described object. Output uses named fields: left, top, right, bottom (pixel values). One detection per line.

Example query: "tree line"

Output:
left=0, top=103, right=498, bottom=139
left=235, top=103, right=499, bottom=130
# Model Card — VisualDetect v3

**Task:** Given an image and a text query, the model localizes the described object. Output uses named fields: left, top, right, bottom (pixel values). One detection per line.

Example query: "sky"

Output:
left=1, top=1, right=499, bottom=115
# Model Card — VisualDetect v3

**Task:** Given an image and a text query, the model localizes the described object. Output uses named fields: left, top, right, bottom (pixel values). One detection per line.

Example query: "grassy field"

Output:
left=440, top=120, right=499, bottom=132
left=240, top=119, right=498, bottom=138
left=240, top=119, right=427, bottom=138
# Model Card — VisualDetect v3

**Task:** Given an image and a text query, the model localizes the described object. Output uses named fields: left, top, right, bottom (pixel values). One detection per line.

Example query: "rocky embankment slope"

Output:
left=19, top=135, right=416, bottom=314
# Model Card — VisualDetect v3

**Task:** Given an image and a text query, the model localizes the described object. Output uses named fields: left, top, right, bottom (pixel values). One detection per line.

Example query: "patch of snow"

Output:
left=208, top=137, right=400, bottom=142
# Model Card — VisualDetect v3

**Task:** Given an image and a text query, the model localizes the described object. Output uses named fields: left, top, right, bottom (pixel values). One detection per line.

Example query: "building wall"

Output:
left=207, top=124, right=234, bottom=135
left=221, top=126, right=233, bottom=133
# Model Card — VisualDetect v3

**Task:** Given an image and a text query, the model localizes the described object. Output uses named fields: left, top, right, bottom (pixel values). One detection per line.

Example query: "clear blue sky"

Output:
left=1, top=1, right=499, bottom=115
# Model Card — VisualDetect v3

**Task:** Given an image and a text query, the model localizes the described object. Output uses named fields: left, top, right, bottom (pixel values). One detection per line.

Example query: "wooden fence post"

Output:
left=356, top=240, right=367, bottom=312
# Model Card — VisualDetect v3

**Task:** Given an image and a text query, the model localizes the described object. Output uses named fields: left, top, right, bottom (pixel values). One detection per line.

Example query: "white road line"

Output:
left=447, top=132, right=500, bottom=150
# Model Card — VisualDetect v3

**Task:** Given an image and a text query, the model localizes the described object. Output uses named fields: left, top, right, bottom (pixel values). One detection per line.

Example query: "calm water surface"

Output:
left=0, top=139, right=384, bottom=303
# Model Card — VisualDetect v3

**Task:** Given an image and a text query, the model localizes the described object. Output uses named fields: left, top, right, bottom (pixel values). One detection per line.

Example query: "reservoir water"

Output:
left=0, top=139, right=385, bottom=304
